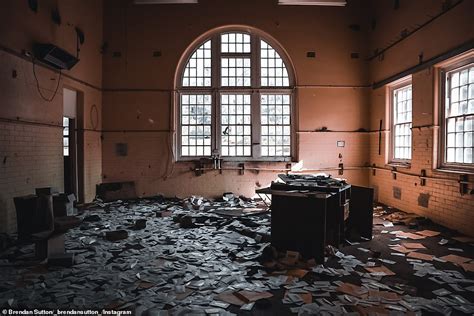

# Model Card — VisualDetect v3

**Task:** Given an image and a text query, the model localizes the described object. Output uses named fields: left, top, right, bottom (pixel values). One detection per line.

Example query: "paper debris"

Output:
left=439, top=254, right=471, bottom=264
left=402, top=242, right=426, bottom=249
left=365, top=265, right=396, bottom=276
left=407, top=252, right=433, bottom=261
left=416, top=230, right=440, bottom=237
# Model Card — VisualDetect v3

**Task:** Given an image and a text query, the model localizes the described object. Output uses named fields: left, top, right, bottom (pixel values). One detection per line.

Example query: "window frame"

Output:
left=439, top=57, right=474, bottom=172
left=176, top=29, right=296, bottom=162
left=388, top=77, right=413, bottom=165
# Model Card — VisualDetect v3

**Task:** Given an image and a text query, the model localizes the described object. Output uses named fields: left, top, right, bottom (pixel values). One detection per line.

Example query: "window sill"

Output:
left=386, top=162, right=411, bottom=169
left=175, top=158, right=295, bottom=164
left=434, top=167, right=474, bottom=175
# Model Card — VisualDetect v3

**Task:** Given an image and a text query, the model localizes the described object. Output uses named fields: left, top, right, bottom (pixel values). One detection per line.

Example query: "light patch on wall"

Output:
left=337, top=141, right=345, bottom=147
left=291, top=160, right=304, bottom=171
left=393, top=186, right=401, bottom=200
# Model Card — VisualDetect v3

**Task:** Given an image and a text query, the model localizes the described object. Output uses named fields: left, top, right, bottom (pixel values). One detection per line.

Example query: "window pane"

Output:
left=182, top=40, right=212, bottom=87
left=221, top=32, right=251, bottom=53
left=221, top=94, right=251, bottom=157
left=393, top=84, right=412, bottom=160
left=221, top=58, right=251, bottom=87
left=260, top=40, right=290, bottom=87
left=63, top=117, right=69, bottom=137
left=181, top=94, right=212, bottom=156
left=445, top=64, right=474, bottom=164
left=261, top=94, right=291, bottom=157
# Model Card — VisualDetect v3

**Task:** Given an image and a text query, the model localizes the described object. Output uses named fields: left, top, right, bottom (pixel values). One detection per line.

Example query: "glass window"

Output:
left=261, top=94, right=291, bottom=157
left=221, top=57, right=251, bottom=87
left=63, top=117, right=69, bottom=157
left=221, top=94, right=252, bottom=156
left=260, top=40, right=290, bottom=87
left=182, top=40, right=212, bottom=87
left=180, top=94, right=212, bottom=157
left=221, top=32, right=251, bottom=53
left=445, top=64, right=474, bottom=164
left=392, top=84, right=412, bottom=160
left=179, top=30, right=293, bottom=160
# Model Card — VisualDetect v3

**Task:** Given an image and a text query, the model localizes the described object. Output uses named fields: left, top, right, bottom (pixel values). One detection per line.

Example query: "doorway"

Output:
left=63, top=88, right=78, bottom=197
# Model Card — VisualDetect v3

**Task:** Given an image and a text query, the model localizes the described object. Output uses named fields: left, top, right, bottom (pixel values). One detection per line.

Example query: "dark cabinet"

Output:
left=271, top=191, right=330, bottom=262
left=346, top=185, right=374, bottom=240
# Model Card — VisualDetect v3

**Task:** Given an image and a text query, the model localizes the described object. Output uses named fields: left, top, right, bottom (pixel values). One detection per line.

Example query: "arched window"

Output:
left=177, top=28, right=295, bottom=161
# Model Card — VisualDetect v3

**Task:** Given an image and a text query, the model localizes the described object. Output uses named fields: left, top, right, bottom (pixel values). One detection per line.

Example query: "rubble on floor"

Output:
left=0, top=196, right=473, bottom=315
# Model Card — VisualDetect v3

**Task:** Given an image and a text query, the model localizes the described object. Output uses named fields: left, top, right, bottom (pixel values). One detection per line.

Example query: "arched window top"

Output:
left=260, top=40, right=290, bottom=87
left=179, top=29, right=293, bottom=88
left=182, top=40, right=212, bottom=87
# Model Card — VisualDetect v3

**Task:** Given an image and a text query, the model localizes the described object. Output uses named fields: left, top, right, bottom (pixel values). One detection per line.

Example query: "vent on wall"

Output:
left=33, top=44, right=79, bottom=70
left=393, top=187, right=402, bottom=200
left=278, top=0, right=346, bottom=6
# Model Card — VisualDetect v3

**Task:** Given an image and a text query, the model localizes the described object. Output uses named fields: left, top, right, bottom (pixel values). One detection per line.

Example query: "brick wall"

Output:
left=367, top=0, right=474, bottom=236
left=369, top=100, right=474, bottom=236
left=0, top=122, right=63, bottom=233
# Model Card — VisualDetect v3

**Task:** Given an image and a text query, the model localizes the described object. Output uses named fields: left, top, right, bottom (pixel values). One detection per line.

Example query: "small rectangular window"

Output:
left=391, top=83, right=412, bottom=161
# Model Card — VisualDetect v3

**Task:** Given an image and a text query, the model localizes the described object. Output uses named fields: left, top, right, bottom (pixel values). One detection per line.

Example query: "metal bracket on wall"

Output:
left=338, top=163, right=344, bottom=175
left=193, top=162, right=204, bottom=176
left=420, top=169, right=426, bottom=186
left=372, top=163, right=376, bottom=176
left=239, top=163, right=245, bottom=175
left=391, top=167, right=397, bottom=180
left=460, top=174, right=468, bottom=195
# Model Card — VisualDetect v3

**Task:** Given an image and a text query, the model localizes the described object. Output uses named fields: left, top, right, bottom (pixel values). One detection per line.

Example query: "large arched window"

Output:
left=177, top=28, right=295, bottom=161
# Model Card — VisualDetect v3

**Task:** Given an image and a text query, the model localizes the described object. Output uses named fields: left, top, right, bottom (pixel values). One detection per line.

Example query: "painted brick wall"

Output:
left=369, top=129, right=474, bottom=236
left=0, top=122, right=63, bottom=233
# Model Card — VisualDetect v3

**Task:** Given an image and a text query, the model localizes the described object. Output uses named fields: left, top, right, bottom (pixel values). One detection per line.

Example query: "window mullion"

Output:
left=252, top=91, right=261, bottom=159
left=215, top=91, right=222, bottom=156
left=212, top=34, right=221, bottom=155
left=251, top=34, right=260, bottom=89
